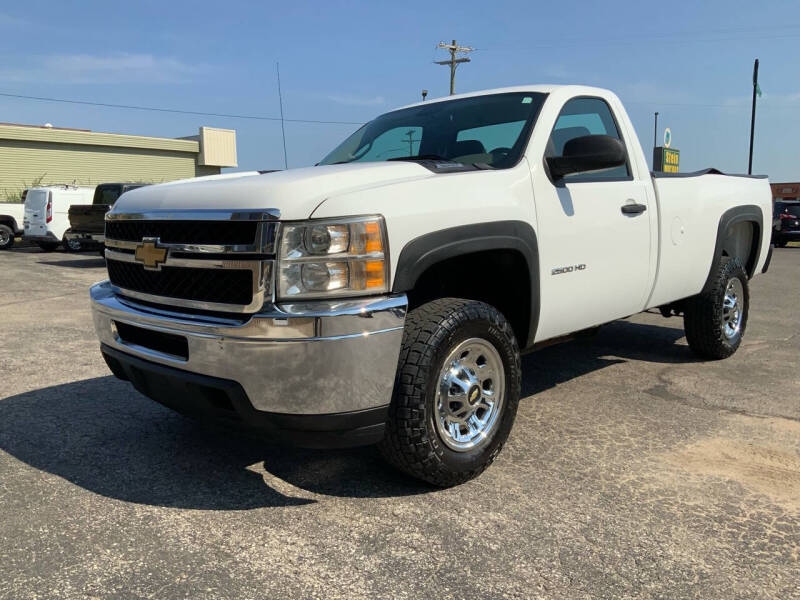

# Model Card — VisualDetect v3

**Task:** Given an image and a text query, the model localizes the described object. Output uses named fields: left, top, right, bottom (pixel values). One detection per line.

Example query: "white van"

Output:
left=23, top=185, right=96, bottom=251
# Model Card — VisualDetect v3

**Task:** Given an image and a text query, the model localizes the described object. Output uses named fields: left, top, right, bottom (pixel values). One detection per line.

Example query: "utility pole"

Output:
left=748, top=58, right=760, bottom=175
left=653, top=111, right=659, bottom=169
left=435, top=40, right=474, bottom=95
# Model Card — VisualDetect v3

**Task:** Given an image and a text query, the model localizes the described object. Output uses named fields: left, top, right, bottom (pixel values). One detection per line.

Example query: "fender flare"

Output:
left=0, top=215, right=21, bottom=234
left=392, top=220, right=540, bottom=347
left=702, top=204, right=763, bottom=293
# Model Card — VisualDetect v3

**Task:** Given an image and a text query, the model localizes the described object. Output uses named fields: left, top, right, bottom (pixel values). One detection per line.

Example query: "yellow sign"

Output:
left=662, top=148, right=680, bottom=173
left=134, top=239, right=168, bottom=270
left=654, top=147, right=680, bottom=173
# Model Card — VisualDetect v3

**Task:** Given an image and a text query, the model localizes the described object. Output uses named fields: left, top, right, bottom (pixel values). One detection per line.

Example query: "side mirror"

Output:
left=546, top=135, right=626, bottom=180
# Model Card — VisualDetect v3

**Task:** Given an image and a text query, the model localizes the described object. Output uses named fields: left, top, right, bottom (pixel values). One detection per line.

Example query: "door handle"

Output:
left=621, top=202, right=647, bottom=215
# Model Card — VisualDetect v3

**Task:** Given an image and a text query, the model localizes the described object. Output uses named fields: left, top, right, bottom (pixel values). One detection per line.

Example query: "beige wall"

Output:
left=0, top=139, right=220, bottom=199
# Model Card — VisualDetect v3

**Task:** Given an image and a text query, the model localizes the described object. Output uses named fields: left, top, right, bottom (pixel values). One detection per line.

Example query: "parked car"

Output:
left=23, top=185, right=96, bottom=251
left=89, top=85, right=772, bottom=486
left=64, top=183, right=147, bottom=252
left=0, top=202, right=25, bottom=250
left=772, top=200, right=800, bottom=247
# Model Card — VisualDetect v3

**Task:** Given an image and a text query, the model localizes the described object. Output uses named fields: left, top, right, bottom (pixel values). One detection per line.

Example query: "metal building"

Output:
left=0, top=123, right=238, bottom=199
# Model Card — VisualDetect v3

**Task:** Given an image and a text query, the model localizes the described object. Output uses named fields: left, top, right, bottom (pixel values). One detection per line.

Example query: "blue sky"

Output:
left=1, top=0, right=799, bottom=180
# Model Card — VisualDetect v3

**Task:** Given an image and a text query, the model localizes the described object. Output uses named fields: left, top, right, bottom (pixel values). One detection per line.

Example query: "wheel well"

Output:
left=720, top=220, right=759, bottom=277
left=0, top=217, right=16, bottom=230
left=406, top=249, right=531, bottom=345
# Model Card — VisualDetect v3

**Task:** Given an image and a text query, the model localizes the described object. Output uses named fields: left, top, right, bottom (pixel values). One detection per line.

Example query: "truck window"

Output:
left=93, top=186, right=122, bottom=205
left=350, top=126, right=423, bottom=161
left=546, top=97, right=630, bottom=181
left=319, top=92, right=547, bottom=169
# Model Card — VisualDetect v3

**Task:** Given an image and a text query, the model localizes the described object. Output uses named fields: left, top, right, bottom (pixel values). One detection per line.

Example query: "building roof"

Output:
left=0, top=122, right=200, bottom=153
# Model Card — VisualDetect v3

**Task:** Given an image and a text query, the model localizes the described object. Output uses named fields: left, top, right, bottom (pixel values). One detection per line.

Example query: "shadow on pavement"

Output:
left=0, top=376, right=427, bottom=508
left=521, top=319, right=691, bottom=396
left=37, top=258, right=106, bottom=269
left=0, top=320, right=690, bottom=507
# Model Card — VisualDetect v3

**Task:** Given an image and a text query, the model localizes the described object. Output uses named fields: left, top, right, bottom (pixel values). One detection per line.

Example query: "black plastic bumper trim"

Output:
left=101, top=344, right=388, bottom=448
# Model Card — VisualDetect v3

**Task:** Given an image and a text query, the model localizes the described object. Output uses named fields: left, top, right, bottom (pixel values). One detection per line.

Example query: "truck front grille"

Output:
left=103, top=210, right=277, bottom=313
left=106, top=259, right=254, bottom=306
left=105, top=220, right=259, bottom=245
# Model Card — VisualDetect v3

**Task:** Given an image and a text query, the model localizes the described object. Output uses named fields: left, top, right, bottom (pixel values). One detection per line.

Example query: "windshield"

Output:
left=319, top=92, right=547, bottom=169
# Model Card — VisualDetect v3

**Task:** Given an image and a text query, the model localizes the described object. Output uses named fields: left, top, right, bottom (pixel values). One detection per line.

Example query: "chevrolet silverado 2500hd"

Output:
left=90, top=86, right=772, bottom=486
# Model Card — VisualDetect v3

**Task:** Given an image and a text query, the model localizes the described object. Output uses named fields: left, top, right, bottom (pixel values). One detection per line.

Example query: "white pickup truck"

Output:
left=0, top=202, right=25, bottom=250
left=90, top=85, right=772, bottom=486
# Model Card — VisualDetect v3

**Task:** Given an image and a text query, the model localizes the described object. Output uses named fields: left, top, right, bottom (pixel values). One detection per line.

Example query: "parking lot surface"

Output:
left=1, top=245, right=799, bottom=599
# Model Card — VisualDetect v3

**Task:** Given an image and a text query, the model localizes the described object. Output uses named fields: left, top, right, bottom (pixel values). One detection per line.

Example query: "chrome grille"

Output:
left=106, top=220, right=260, bottom=245
left=104, top=209, right=278, bottom=313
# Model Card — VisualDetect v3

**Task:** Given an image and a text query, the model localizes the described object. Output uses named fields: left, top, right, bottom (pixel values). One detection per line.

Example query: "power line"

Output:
left=435, top=40, right=474, bottom=95
left=484, top=25, right=800, bottom=52
left=0, top=91, right=364, bottom=125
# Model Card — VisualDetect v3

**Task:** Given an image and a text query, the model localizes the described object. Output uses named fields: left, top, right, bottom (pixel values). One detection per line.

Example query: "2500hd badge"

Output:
left=552, top=264, right=587, bottom=275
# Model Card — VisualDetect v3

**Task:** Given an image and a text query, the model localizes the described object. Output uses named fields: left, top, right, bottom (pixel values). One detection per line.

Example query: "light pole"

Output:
left=652, top=112, right=659, bottom=170
left=748, top=58, right=759, bottom=175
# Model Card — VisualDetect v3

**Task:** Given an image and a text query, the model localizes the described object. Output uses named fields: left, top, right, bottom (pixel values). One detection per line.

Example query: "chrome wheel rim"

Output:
left=434, top=337, right=505, bottom=452
left=67, top=239, right=81, bottom=251
left=722, top=278, right=744, bottom=339
left=0, top=229, right=9, bottom=246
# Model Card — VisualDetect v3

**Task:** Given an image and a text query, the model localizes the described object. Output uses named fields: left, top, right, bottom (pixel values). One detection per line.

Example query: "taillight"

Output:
left=46, top=193, right=52, bottom=223
left=779, top=213, right=798, bottom=220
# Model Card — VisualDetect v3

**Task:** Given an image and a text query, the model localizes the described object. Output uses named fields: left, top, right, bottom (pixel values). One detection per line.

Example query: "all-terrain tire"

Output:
left=379, top=298, right=521, bottom=487
left=683, top=257, right=749, bottom=360
left=0, top=224, right=14, bottom=250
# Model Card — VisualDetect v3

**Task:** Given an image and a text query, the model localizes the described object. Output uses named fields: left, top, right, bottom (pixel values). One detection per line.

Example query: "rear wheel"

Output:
left=379, top=298, right=521, bottom=487
left=64, top=236, right=82, bottom=252
left=0, top=224, right=14, bottom=250
left=36, top=242, right=59, bottom=252
left=684, top=257, right=749, bottom=359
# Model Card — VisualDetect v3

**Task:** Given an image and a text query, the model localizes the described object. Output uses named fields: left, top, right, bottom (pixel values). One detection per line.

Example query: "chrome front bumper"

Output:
left=90, top=281, right=407, bottom=415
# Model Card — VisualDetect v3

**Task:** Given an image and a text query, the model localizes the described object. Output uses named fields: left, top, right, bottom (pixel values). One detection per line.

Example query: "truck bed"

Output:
left=647, top=170, right=771, bottom=308
left=68, top=204, right=109, bottom=234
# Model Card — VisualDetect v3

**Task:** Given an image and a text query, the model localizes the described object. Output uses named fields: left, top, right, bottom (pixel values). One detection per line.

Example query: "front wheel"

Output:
left=684, top=257, right=749, bottom=359
left=0, top=224, right=14, bottom=250
left=379, top=298, right=521, bottom=487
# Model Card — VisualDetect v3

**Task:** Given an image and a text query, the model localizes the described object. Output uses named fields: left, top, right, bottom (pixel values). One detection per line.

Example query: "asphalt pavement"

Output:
left=1, top=244, right=798, bottom=599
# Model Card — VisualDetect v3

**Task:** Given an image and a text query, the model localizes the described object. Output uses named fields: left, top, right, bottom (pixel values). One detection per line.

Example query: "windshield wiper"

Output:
left=387, top=154, right=456, bottom=163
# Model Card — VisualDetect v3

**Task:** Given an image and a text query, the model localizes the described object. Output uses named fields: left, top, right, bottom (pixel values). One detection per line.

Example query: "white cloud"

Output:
left=327, top=93, right=385, bottom=107
left=0, top=53, right=204, bottom=84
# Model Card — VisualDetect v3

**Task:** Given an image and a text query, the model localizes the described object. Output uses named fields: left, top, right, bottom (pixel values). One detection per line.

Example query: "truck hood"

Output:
left=110, top=163, right=434, bottom=220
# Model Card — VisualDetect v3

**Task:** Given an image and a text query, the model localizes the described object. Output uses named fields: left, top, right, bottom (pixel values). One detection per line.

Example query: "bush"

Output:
left=1, top=174, right=47, bottom=203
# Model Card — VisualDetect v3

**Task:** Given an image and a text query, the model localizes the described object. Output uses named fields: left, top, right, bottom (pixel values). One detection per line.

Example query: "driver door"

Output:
left=533, top=97, right=652, bottom=341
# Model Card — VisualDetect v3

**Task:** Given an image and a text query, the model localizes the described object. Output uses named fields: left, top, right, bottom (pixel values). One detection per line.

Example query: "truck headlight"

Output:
left=277, top=216, right=389, bottom=300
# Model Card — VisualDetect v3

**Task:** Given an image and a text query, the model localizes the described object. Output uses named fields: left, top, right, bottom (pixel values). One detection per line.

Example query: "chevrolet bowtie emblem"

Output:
left=134, top=238, right=168, bottom=270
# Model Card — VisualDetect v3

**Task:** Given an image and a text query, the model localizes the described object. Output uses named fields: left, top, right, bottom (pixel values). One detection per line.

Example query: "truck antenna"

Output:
left=276, top=62, right=288, bottom=170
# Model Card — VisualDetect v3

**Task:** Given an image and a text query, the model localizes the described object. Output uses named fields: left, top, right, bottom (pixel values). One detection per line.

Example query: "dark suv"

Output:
left=773, top=200, right=800, bottom=247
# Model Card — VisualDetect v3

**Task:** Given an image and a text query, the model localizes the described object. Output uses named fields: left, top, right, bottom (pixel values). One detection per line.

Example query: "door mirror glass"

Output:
left=546, top=134, right=626, bottom=180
